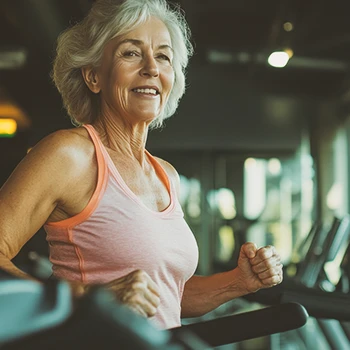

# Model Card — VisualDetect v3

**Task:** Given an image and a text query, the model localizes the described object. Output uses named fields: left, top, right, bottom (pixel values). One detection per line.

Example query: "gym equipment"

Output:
left=244, top=214, right=350, bottom=349
left=296, top=215, right=350, bottom=291
left=0, top=268, right=308, bottom=350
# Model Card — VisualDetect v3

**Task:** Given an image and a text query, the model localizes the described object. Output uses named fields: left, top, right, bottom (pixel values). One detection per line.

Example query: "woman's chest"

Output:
left=109, top=156, right=171, bottom=212
left=75, top=200, right=199, bottom=281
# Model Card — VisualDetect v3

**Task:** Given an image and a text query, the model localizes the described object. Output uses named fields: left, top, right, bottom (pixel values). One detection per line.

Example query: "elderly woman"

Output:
left=0, top=0, right=283, bottom=330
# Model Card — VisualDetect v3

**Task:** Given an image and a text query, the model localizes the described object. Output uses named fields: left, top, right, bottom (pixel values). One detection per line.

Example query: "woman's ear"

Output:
left=81, top=66, right=101, bottom=93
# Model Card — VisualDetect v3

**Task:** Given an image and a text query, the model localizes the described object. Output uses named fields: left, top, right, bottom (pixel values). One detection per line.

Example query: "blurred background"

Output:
left=1, top=0, right=350, bottom=349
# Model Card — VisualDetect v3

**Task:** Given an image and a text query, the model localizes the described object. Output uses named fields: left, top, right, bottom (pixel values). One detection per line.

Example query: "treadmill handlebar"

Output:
left=172, top=302, right=308, bottom=347
left=243, top=278, right=350, bottom=321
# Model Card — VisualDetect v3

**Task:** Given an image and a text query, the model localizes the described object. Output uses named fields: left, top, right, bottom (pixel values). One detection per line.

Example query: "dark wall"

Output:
left=148, top=63, right=311, bottom=152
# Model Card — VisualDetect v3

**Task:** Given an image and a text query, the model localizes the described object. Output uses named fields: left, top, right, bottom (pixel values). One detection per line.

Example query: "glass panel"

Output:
left=153, top=144, right=316, bottom=274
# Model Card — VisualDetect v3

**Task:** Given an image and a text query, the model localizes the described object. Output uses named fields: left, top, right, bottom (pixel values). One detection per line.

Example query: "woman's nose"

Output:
left=140, top=56, right=159, bottom=77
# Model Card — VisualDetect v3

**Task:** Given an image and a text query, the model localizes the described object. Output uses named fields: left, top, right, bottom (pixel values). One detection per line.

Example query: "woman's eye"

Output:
left=158, top=54, right=171, bottom=62
left=123, top=51, right=139, bottom=57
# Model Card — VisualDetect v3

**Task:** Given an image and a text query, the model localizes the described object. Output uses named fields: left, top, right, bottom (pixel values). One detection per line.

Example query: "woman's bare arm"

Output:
left=181, top=270, right=245, bottom=318
left=181, top=244, right=283, bottom=318
left=0, top=129, right=95, bottom=280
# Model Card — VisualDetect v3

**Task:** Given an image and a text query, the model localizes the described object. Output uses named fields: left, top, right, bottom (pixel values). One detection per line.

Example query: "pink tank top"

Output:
left=44, top=124, right=199, bottom=329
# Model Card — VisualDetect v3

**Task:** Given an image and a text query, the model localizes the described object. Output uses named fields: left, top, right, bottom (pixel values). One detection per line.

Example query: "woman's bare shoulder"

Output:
left=154, top=157, right=181, bottom=193
left=154, top=157, right=179, bottom=177
left=34, top=127, right=91, bottom=151
left=13, top=126, right=95, bottom=189
left=0, top=128, right=95, bottom=253
left=30, top=127, right=93, bottom=165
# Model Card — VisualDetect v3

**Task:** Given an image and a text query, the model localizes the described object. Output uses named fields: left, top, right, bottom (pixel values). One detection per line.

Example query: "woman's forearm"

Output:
left=181, top=244, right=283, bottom=319
left=181, top=268, right=248, bottom=318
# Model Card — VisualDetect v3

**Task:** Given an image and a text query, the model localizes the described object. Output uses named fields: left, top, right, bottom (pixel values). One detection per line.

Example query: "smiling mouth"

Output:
left=132, top=88, right=159, bottom=96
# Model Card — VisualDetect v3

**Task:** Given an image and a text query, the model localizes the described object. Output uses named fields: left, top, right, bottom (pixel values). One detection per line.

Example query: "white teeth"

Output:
left=133, top=88, right=158, bottom=95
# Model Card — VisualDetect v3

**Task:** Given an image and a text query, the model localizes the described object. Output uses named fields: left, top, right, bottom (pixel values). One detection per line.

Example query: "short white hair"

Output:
left=52, top=0, right=193, bottom=128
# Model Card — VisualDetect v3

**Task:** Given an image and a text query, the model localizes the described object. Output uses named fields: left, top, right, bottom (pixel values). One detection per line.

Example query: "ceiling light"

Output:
left=283, top=22, right=294, bottom=32
left=0, top=102, right=31, bottom=129
left=268, top=158, right=282, bottom=176
left=0, top=118, right=17, bottom=137
left=268, top=49, right=293, bottom=68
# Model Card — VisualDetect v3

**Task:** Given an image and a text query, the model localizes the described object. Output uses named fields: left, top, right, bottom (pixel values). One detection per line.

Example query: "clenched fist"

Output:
left=103, top=269, right=160, bottom=318
left=237, top=242, right=283, bottom=294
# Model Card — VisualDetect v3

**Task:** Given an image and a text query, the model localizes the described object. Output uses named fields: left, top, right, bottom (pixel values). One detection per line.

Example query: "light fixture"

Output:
left=268, top=48, right=294, bottom=68
left=283, top=22, right=294, bottom=32
left=0, top=48, right=27, bottom=70
left=0, top=118, right=17, bottom=137
left=267, top=158, right=282, bottom=176
left=0, top=102, right=31, bottom=130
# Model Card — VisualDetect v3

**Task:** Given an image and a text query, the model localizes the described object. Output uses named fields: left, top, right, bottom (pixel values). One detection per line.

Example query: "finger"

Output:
left=118, top=280, right=159, bottom=308
left=251, top=257, right=282, bottom=274
left=250, top=245, right=280, bottom=266
left=240, top=242, right=258, bottom=259
left=251, top=245, right=275, bottom=263
left=257, top=264, right=283, bottom=280
left=104, top=270, right=160, bottom=317
left=134, top=276, right=160, bottom=303
left=125, top=293, right=158, bottom=317
left=144, top=275, right=161, bottom=297
left=131, top=270, right=161, bottom=297
left=143, top=288, right=161, bottom=308
left=135, top=297, right=158, bottom=317
left=260, top=273, right=283, bottom=287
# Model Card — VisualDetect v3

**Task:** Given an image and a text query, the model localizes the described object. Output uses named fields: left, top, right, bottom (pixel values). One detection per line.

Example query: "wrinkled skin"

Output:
left=103, top=269, right=160, bottom=318
left=237, top=242, right=283, bottom=294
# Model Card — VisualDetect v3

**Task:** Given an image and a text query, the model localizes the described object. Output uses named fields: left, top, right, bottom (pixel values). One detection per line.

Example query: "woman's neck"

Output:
left=92, top=113, right=149, bottom=165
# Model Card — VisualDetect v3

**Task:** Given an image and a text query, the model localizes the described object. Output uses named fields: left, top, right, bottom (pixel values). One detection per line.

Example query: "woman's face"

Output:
left=95, top=16, right=174, bottom=124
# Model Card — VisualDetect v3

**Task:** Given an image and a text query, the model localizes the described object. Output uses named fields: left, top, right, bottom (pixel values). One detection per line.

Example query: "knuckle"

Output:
left=149, top=306, right=157, bottom=317
left=258, top=272, right=266, bottom=280
left=259, top=248, right=268, bottom=258
left=251, top=265, right=258, bottom=273
left=264, top=260, right=273, bottom=268
left=130, top=281, right=145, bottom=291
left=119, top=293, right=128, bottom=303
left=129, top=293, right=143, bottom=304
left=154, top=296, right=161, bottom=307
left=133, top=269, right=147, bottom=279
left=273, top=275, right=280, bottom=283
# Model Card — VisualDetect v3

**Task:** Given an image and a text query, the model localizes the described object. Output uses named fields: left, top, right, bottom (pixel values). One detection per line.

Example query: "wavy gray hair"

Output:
left=52, top=0, right=193, bottom=129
